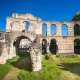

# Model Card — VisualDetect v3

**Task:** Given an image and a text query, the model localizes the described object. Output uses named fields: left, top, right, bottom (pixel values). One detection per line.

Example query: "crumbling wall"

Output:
left=4, top=30, right=42, bottom=71
left=0, top=13, right=80, bottom=71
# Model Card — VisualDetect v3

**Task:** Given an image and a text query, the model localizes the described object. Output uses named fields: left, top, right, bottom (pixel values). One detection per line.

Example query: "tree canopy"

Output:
left=72, top=12, right=80, bottom=36
left=72, top=12, right=80, bottom=21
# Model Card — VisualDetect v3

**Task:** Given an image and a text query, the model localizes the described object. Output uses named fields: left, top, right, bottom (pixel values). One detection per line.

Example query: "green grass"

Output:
left=0, top=54, right=80, bottom=80
left=0, top=64, right=12, bottom=80
left=60, top=55, right=80, bottom=63
left=18, top=56, right=61, bottom=80
left=0, top=56, right=20, bottom=80
left=59, top=55, right=80, bottom=77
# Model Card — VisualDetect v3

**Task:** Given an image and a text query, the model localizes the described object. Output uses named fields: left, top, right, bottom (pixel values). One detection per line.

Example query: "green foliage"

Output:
left=74, top=39, right=80, bottom=49
left=72, top=12, right=80, bottom=36
left=18, top=70, right=42, bottom=80
left=0, top=64, right=12, bottom=80
left=72, top=12, right=80, bottom=21
left=45, top=54, right=53, bottom=60
left=6, top=56, right=20, bottom=64
left=41, top=59, right=61, bottom=80
left=0, top=56, right=20, bottom=80
left=60, top=55, right=80, bottom=63
left=1, top=54, right=80, bottom=80
left=74, top=24, right=80, bottom=36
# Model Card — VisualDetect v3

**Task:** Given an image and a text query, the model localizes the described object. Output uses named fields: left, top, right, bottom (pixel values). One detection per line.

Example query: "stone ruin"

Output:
left=0, top=13, right=80, bottom=71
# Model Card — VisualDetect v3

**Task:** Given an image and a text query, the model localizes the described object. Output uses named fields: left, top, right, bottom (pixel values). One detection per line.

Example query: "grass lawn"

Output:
left=0, top=54, right=80, bottom=80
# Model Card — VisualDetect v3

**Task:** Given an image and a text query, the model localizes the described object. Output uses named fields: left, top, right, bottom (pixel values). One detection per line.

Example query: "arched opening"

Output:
left=50, top=24, right=56, bottom=35
left=74, top=24, right=80, bottom=36
left=42, top=39, right=47, bottom=54
left=42, top=24, right=47, bottom=36
left=62, top=24, right=68, bottom=36
left=26, top=21, right=30, bottom=29
left=49, top=39, right=57, bottom=54
left=13, top=36, right=31, bottom=55
left=74, top=39, right=80, bottom=54
left=13, top=36, right=32, bottom=71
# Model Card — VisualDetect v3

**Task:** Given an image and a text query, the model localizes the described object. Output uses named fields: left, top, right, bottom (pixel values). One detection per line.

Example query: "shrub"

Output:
left=6, top=56, right=20, bottom=64
left=45, top=54, right=53, bottom=60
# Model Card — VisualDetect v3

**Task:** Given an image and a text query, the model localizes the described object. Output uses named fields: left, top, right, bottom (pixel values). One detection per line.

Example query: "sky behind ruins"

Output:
left=0, top=0, right=80, bottom=31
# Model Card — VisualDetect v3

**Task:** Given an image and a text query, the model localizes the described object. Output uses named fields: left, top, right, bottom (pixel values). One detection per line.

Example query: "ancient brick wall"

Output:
left=0, top=13, right=80, bottom=71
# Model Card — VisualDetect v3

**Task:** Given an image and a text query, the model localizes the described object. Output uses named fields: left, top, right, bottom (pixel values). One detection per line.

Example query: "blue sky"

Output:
left=0, top=0, right=80, bottom=32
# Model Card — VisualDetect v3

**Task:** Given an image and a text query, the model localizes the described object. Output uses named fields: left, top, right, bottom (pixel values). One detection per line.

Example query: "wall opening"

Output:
left=13, top=36, right=32, bottom=71
left=74, top=39, right=80, bottom=54
left=74, top=24, right=80, bottom=36
left=49, top=39, right=57, bottom=54
left=26, top=21, right=30, bottom=29
left=42, top=39, right=47, bottom=54
left=42, top=24, right=47, bottom=36
left=62, top=24, right=68, bottom=36
left=13, top=36, right=31, bottom=55
left=50, top=24, right=56, bottom=35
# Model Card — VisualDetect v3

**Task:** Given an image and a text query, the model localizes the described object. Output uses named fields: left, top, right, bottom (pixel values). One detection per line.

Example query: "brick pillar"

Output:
left=47, top=24, right=51, bottom=36
left=0, top=42, right=8, bottom=64
left=47, top=38, right=50, bottom=53
left=56, top=23, right=62, bottom=36
left=67, top=23, right=74, bottom=36
left=30, top=47, right=42, bottom=72
left=9, top=40, right=16, bottom=58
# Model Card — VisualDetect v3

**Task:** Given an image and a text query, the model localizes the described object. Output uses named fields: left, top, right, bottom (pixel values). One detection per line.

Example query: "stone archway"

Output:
left=74, top=24, right=80, bottom=36
left=74, top=38, right=80, bottom=54
left=4, top=31, right=42, bottom=72
left=49, top=39, right=58, bottom=54
left=13, top=36, right=31, bottom=55
left=42, top=39, right=47, bottom=54
left=12, top=36, right=32, bottom=71
left=42, top=24, right=47, bottom=36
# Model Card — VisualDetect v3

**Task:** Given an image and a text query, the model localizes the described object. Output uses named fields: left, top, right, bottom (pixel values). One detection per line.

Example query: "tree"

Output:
left=72, top=12, right=80, bottom=36
left=72, top=12, right=80, bottom=21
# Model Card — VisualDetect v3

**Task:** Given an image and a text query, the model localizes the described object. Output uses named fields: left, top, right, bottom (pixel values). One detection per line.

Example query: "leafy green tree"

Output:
left=72, top=12, right=80, bottom=36
left=72, top=12, right=80, bottom=21
left=73, top=12, right=80, bottom=54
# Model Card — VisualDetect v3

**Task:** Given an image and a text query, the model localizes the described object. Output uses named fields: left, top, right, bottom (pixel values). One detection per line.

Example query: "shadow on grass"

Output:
left=58, top=63, right=80, bottom=76
left=10, top=52, right=32, bottom=71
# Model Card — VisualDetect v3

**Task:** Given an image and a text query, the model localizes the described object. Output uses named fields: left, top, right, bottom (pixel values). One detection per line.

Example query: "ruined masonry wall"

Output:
left=0, top=13, right=80, bottom=71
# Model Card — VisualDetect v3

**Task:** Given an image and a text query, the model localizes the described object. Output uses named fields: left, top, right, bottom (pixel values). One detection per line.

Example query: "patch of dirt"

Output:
left=3, top=67, right=20, bottom=80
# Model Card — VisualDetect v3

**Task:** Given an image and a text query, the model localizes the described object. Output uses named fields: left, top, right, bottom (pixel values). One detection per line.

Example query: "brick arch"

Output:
left=42, top=38, right=47, bottom=54
left=24, top=21, right=30, bottom=29
left=42, top=23, right=47, bottom=36
left=6, top=31, right=42, bottom=71
left=6, top=31, right=37, bottom=59
left=13, top=35, right=32, bottom=71
left=74, top=24, right=80, bottom=36
left=14, top=35, right=31, bottom=42
left=61, top=24, right=68, bottom=36
left=49, top=39, right=58, bottom=54
left=13, top=35, right=31, bottom=54
left=74, top=38, right=80, bottom=54
left=50, top=24, right=56, bottom=35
